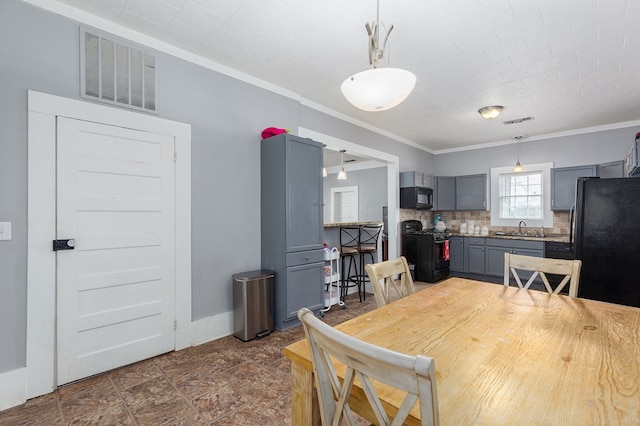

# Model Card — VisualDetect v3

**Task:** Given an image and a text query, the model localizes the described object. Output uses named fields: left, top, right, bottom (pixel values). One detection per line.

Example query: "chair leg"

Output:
left=341, top=254, right=357, bottom=302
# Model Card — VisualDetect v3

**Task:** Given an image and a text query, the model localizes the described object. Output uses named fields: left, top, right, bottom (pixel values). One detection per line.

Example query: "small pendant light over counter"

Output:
left=512, top=135, right=527, bottom=172
left=337, top=149, right=347, bottom=180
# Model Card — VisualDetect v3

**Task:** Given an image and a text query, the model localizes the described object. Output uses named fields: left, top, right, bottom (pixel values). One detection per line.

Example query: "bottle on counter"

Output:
left=540, top=227, right=545, bottom=237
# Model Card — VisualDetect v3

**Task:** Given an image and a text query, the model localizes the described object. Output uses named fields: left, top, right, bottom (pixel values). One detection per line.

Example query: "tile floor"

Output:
left=1, top=283, right=432, bottom=426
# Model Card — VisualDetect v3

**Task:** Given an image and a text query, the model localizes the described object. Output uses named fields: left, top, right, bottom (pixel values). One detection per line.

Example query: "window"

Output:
left=499, top=171, right=542, bottom=219
left=490, top=162, right=553, bottom=228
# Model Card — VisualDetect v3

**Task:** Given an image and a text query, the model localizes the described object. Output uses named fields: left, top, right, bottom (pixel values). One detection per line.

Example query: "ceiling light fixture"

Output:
left=340, top=0, right=416, bottom=112
left=337, top=150, right=348, bottom=180
left=512, top=135, right=527, bottom=172
left=478, top=105, right=504, bottom=119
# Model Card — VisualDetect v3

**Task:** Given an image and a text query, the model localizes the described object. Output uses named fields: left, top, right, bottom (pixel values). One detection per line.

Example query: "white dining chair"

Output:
left=365, top=256, right=416, bottom=308
left=503, top=253, right=582, bottom=297
left=298, top=307, right=439, bottom=426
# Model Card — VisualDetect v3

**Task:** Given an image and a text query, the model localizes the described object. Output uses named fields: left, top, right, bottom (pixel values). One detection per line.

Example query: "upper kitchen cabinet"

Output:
left=550, top=165, right=598, bottom=210
left=599, top=160, right=625, bottom=178
left=433, top=174, right=487, bottom=211
left=434, top=176, right=456, bottom=210
left=455, top=174, right=487, bottom=210
left=400, top=171, right=433, bottom=188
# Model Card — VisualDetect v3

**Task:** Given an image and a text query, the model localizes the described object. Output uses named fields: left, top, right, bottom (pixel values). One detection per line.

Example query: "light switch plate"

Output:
left=0, top=222, right=11, bottom=240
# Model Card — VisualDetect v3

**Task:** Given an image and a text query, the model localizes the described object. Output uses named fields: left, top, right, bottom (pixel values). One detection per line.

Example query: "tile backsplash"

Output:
left=399, top=209, right=571, bottom=235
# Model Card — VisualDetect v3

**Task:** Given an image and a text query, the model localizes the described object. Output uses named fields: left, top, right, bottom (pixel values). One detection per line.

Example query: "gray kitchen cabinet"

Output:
left=433, top=174, right=487, bottom=211
left=485, top=238, right=544, bottom=278
left=465, top=237, right=486, bottom=274
left=261, top=133, right=325, bottom=330
left=448, top=236, right=465, bottom=272
left=400, top=171, right=424, bottom=187
left=550, top=165, right=598, bottom=210
left=598, top=160, right=625, bottom=178
left=434, top=176, right=456, bottom=210
left=456, top=174, right=487, bottom=210
left=400, top=171, right=434, bottom=188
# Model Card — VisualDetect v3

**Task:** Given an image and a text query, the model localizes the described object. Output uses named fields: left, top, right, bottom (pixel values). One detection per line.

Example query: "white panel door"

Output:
left=56, top=117, right=176, bottom=385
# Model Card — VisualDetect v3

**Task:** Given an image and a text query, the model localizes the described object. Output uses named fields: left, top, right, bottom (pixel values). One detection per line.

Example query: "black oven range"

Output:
left=401, top=220, right=450, bottom=283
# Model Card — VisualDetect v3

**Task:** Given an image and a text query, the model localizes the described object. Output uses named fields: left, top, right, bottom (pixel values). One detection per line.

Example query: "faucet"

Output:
left=518, top=220, right=527, bottom=234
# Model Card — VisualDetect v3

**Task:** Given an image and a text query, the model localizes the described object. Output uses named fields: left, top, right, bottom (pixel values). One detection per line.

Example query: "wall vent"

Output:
left=80, top=28, right=157, bottom=113
left=503, top=116, right=534, bottom=125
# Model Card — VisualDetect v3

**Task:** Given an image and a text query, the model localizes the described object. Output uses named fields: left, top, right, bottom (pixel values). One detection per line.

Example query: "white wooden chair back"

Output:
left=503, top=253, right=582, bottom=297
left=365, top=256, right=416, bottom=308
left=298, top=307, right=439, bottom=426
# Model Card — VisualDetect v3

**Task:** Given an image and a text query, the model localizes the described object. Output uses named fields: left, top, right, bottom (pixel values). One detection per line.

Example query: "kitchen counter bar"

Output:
left=323, top=221, right=383, bottom=228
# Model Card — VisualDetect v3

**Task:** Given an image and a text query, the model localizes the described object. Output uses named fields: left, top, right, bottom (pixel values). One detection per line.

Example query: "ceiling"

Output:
left=54, top=0, right=640, bottom=154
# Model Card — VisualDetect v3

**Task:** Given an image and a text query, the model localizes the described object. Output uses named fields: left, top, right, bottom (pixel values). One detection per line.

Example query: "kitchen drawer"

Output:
left=286, top=249, right=324, bottom=266
left=467, top=237, right=485, bottom=245
left=485, top=238, right=543, bottom=251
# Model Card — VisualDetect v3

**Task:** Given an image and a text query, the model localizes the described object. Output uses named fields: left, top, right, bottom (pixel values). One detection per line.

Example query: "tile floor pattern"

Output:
left=1, top=283, right=432, bottom=426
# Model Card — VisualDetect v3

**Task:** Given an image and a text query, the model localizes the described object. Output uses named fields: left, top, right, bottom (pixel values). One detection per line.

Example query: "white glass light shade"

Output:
left=341, top=68, right=417, bottom=112
left=513, top=161, right=524, bottom=172
left=478, top=105, right=503, bottom=119
left=337, top=169, right=347, bottom=180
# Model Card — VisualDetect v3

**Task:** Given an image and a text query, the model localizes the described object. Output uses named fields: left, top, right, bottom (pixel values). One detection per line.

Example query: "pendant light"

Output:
left=340, top=0, right=416, bottom=112
left=512, top=135, right=526, bottom=172
left=337, top=150, right=347, bottom=180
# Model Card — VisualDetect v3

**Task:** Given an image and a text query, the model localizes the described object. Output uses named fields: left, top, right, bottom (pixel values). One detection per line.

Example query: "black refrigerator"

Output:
left=573, top=177, right=640, bottom=307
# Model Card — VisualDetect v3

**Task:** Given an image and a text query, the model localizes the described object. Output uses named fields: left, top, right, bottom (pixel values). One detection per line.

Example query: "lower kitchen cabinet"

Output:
left=465, top=237, right=486, bottom=274
left=285, top=262, right=325, bottom=320
left=485, top=238, right=544, bottom=278
left=449, top=236, right=465, bottom=272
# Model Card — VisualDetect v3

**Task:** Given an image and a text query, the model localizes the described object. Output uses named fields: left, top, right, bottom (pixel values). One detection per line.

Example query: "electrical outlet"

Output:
left=0, top=222, right=12, bottom=241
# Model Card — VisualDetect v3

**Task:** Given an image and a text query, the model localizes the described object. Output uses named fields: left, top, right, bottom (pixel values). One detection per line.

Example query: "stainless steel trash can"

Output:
left=232, top=270, right=275, bottom=341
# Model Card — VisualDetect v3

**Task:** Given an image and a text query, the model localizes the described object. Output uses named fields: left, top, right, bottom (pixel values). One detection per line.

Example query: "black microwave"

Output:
left=400, top=186, right=433, bottom=210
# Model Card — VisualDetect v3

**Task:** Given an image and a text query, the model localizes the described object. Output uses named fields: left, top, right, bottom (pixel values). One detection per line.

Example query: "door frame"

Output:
left=26, top=91, right=192, bottom=399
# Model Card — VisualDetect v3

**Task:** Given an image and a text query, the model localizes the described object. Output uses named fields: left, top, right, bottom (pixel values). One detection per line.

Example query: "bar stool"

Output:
left=340, top=224, right=383, bottom=302
left=339, top=226, right=360, bottom=302
left=355, top=224, right=383, bottom=301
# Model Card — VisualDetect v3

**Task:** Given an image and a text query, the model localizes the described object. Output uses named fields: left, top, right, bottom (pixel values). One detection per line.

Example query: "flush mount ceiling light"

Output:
left=478, top=105, right=504, bottom=119
left=340, top=0, right=417, bottom=112
left=337, top=150, right=348, bottom=180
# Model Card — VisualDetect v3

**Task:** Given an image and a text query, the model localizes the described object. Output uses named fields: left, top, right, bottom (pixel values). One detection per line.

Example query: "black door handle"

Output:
left=53, top=239, right=76, bottom=251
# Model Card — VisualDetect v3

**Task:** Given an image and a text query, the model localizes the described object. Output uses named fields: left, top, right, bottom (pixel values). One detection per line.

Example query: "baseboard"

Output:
left=190, top=310, right=234, bottom=346
left=0, top=367, right=26, bottom=411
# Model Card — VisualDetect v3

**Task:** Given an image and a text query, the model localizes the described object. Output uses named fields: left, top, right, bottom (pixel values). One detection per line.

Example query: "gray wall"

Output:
left=0, top=1, right=432, bottom=374
left=300, top=106, right=435, bottom=174
left=323, top=167, right=388, bottom=223
left=433, top=127, right=638, bottom=176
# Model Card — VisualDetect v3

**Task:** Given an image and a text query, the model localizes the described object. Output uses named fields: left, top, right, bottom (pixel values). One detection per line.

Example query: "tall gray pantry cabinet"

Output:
left=261, top=134, right=325, bottom=330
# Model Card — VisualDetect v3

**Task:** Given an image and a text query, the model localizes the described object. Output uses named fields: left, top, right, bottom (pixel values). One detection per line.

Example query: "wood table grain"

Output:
left=283, top=277, right=640, bottom=425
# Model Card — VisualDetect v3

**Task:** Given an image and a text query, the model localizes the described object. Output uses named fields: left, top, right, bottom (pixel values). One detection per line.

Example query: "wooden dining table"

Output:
left=283, top=277, right=640, bottom=425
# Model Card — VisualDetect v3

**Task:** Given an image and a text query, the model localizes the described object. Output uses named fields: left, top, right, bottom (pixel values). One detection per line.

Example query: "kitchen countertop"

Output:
left=323, top=221, right=383, bottom=228
left=447, top=231, right=569, bottom=243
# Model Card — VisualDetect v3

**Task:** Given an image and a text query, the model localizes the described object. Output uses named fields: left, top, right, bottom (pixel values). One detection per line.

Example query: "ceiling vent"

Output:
left=503, top=116, right=534, bottom=125
left=80, top=28, right=156, bottom=113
